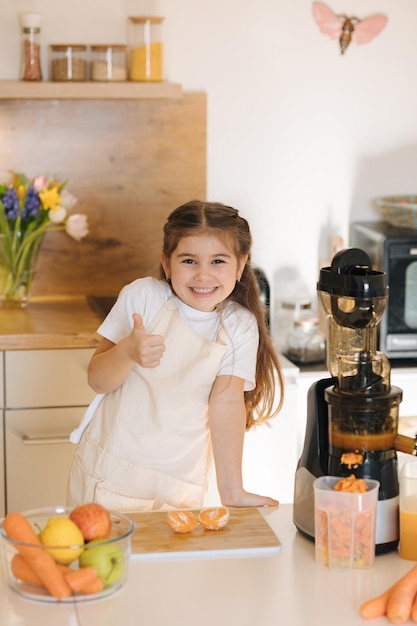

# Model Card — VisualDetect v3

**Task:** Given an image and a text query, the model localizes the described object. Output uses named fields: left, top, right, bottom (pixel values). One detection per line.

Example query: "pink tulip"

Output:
left=33, top=176, right=50, bottom=192
left=65, top=214, right=89, bottom=241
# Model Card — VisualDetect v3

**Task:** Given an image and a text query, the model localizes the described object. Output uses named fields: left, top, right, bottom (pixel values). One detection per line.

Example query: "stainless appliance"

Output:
left=293, top=248, right=417, bottom=554
left=350, top=221, right=417, bottom=360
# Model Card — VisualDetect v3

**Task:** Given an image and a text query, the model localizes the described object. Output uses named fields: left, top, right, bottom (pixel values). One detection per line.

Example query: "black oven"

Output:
left=350, top=221, right=417, bottom=360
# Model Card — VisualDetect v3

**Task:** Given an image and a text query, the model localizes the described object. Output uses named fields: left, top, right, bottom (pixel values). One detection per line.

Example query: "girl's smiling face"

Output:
left=161, top=233, right=247, bottom=312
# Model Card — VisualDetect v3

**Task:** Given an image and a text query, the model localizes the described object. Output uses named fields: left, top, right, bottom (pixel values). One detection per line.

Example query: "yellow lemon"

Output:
left=39, top=517, right=84, bottom=564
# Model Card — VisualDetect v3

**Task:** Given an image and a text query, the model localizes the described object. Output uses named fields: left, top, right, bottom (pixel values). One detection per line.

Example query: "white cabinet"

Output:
left=5, top=407, right=88, bottom=512
left=1, top=349, right=95, bottom=514
left=5, top=349, right=95, bottom=408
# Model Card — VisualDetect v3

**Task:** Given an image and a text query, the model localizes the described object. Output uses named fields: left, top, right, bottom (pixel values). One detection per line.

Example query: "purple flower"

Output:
left=22, top=184, right=41, bottom=219
left=2, top=188, right=19, bottom=219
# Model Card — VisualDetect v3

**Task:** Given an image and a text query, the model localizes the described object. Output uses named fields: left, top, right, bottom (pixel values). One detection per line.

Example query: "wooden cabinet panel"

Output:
left=0, top=93, right=206, bottom=297
left=5, top=407, right=85, bottom=512
left=5, top=349, right=95, bottom=408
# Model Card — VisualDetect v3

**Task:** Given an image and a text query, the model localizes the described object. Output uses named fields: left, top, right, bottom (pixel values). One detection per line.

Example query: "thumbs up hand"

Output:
left=129, top=313, right=166, bottom=368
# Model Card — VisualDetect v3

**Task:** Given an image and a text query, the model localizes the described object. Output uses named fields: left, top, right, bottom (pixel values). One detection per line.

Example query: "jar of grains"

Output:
left=19, top=12, right=42, bottom=81
left=50, top=44, right=87, bottom=81
left=127, top=16, right=164, bottom=81
left=91, top=45, right=127, bottom=81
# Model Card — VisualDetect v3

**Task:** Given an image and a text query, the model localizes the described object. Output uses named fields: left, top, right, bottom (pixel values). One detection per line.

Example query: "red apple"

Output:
left=69, top=503, right=112, bottom=542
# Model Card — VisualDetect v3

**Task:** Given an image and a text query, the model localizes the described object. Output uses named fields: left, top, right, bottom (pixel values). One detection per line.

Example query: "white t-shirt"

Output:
left=97, top=277, right=259, bottom=391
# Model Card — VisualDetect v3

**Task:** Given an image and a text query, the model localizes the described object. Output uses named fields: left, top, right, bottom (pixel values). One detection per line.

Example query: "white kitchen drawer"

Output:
left=5, top=406, right=86, bottom=512
left=0, top=411, right=4, bottom=517
left=5, top=349, right=95, bottom=408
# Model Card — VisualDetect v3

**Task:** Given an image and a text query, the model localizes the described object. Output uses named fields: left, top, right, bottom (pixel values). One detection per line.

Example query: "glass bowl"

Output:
left=0, top=505, right=134, bottom=603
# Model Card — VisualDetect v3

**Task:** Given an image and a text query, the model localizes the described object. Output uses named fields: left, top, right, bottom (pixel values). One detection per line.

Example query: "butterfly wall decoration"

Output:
left=312, top=2, right=388, bottom=55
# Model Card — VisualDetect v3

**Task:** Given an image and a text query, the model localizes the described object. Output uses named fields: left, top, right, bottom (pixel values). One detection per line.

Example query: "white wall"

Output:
left=1, top=0, right=417, bottom=309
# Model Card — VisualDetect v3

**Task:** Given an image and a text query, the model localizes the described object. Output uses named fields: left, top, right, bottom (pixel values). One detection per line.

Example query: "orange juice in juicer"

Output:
left=293, top=248, right=417, bottom=554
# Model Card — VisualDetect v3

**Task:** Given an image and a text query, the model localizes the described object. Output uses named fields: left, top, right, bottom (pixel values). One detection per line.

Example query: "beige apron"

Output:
left=67, top=298, right=227, bottom=511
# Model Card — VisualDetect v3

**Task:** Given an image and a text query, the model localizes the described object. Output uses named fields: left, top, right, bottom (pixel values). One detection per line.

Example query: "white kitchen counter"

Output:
left=0, top=504, right=414, bottom=626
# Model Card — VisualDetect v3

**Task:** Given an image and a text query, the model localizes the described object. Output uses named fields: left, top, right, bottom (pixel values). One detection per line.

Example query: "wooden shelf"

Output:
left=0, top=80, right=183, bottom=100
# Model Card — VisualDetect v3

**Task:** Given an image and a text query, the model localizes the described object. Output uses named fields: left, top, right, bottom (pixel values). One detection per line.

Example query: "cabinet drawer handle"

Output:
left=22, top=435, right=71, bottom=445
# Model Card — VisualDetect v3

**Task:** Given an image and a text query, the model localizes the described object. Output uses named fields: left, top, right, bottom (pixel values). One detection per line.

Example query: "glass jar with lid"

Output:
left=91, top=45, right=127, bottom=82
left=19, top=12, right=42, bottom=81
left=273, top=300, right=311, bottom=354
left=285, top=315, right=326, bottom=365
left=127, top=16, right=164, bottom=81
left=50, top=44, right=87, bottom=82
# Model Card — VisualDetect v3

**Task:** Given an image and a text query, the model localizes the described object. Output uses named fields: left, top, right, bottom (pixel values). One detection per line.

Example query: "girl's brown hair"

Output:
left=160, top=200, right=284, bottom=429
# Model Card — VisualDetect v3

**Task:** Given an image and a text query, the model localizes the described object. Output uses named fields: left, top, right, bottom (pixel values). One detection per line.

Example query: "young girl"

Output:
left=67, top=201, right=284, bottom=511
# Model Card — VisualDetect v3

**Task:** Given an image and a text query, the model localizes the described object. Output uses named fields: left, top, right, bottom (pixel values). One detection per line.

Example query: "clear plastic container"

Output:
left=91, top=45, right=127, bottom=82
left=19, top=12, right=42, bottom=81
left=128, top=16, right=164, bottom=81
left=50, top=44, right=87, bottom=82
left=314, top=476, right=379, bottom=569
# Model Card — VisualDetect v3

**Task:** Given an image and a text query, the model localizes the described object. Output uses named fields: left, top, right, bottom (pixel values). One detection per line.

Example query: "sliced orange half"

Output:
left=167, top=510, right=199, bottom=533
left=198, top=507, right=230, bottom=530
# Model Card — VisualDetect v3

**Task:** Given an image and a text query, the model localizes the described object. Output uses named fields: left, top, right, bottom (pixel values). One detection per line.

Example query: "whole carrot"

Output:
left=3, top=512, right=71, bottom=599
left=11, top=553, right=44, bottom=587
left=386, top=567, right=417, bottom=624
left=11, top=553, right=104, bottom=595
left=360, top=588, right=392, bottom=620
left=411, top=592, right=417, bottom=623
left=360, top=565, right=417, bottom=624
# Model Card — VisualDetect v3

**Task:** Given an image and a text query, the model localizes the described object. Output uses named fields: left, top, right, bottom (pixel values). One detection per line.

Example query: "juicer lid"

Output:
left=317, top=248, right=387, bottom=298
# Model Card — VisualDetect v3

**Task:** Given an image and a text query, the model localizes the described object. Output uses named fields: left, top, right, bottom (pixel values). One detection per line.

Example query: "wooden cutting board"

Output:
left=128, top=507, right=281, bottom=559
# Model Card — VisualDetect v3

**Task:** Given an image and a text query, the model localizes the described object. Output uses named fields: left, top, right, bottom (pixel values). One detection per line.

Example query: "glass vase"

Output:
left=0, top=249, right=37, bottom=309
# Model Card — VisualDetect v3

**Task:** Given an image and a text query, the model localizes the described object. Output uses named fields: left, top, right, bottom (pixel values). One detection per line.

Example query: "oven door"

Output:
left=381, top=240, right=417, bottom=358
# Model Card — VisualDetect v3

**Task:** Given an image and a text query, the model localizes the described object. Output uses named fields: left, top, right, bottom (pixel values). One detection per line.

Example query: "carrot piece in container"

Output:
left=3, top=512, right=71, bottom=599
left=64, top=567, right=103, bottom=594
left=11, top=553, right=104, bottom=595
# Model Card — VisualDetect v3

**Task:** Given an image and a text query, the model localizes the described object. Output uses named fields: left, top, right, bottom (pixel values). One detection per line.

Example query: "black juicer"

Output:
left=293, top=248, right=417, bottom=554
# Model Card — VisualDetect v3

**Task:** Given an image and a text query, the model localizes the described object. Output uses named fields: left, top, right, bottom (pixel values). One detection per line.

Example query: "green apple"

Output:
left=79, top=539, right=125, bottom=586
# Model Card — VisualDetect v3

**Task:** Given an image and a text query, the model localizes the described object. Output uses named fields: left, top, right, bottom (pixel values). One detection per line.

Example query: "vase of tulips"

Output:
left=0, top=172, right=89, bottom=308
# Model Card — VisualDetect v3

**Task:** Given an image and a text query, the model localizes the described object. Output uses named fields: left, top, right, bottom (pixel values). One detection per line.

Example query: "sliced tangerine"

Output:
left=167, top=510, right=199, bottom=533
left=198, top=507, right=230, bottom=530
